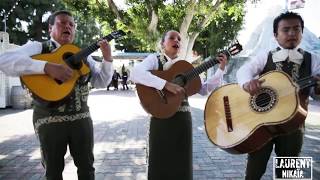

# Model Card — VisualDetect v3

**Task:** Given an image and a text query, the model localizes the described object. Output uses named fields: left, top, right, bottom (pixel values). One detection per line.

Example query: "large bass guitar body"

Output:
left=204, top=71, right=308, bottom=154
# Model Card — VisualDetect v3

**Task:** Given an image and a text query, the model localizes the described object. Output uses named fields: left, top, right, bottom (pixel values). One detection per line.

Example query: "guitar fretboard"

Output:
left=184, top=57, right=220, bottom=81
left=297, top=76, right=318, bottom=89
left=74, top=34, right=114, bottom=60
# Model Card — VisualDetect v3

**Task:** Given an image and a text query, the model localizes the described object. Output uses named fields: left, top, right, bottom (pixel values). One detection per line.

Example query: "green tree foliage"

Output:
left=0, top=0, right=65, bottom=45
left=63, top=0, right=245, bottom=59
left=2, top=0, right=245, bottom=58
left=63, top=1, right=101, bottom=48
left=0, top=0, right=100, bottom=48
left=194, top=0, right=245, bottom=57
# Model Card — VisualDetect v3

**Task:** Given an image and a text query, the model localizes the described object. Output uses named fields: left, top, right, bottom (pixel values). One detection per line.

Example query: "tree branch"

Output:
left=197, top=0, right=221, bottom=30
left=146, top=0, right=159, bottom=34
left=106, top=0, right=123, bottom=21
left=179, top=0, right=196, bottom=36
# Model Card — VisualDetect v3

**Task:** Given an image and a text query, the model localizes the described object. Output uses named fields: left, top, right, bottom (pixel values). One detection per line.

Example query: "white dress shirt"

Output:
left=236, top=46, right=320, bottom=90
left=130, top=53, right=226, bottom=95
left=0, top=39, right=113, bottom=88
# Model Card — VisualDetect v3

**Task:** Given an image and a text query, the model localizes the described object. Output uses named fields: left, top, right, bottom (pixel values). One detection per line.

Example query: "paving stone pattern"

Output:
left=0, top=89, right=319, bottom=180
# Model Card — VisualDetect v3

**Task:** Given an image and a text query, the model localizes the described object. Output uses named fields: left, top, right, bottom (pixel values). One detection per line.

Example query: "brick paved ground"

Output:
left=0, top=88, right=319, bottom=180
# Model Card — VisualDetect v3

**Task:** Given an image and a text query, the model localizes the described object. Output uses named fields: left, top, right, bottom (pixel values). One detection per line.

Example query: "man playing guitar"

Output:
left=236, top=12, right=320, bottom=179
left=0, top=10, right=114, bottom=179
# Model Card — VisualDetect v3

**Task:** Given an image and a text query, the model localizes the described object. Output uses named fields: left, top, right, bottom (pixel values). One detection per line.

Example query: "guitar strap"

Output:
left=41, top=40, right=57, bottom=54
left=157, top=54, right=168, bottom=71
left=156, top=54, right=190, bottom=112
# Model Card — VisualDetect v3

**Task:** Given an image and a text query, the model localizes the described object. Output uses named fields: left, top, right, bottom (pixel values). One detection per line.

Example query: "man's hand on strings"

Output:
left=243, top=79, right=266, bottom=96
left=44, top=62, right=73, bottom=82
left=164, top=82, right=185, bottom=95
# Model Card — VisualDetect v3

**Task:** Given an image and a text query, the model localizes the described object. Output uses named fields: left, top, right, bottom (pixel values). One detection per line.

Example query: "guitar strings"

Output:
left=212, top=76, right=316, bottom=117
left=245, top=76, right=316, bottom=107
left=183, top=43, right=241, bottom=82
left=184, top=58, right=219, bottom=81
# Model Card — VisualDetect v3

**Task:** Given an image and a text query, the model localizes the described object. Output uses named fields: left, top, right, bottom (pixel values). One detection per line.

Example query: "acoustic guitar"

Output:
left=136, top=42, right=242, bottom=118
left=20, top=30, right=125, bottom=102
left=204, top=71, right=319, bottom=154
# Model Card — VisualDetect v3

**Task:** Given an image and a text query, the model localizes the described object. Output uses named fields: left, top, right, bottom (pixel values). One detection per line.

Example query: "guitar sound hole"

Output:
left=63, top=52, right=82, bottom=70
left=172, top=74, right=186, bottom=87
left=256, top=93, right=271, bottom=107
left=250, top=87, right=278, bottom=112
left=55, top=79, right=63, bottom=85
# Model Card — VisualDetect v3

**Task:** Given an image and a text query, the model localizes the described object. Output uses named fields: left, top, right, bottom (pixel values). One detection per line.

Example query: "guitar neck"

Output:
left=74, top=34, right=115, bottom=61
left=184, top=57, right=220, bottom=81
left=297, top=76, right=318, bottom=89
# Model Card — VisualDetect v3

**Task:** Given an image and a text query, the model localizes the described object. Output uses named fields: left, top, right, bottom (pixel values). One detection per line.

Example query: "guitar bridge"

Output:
left=223, top=96, right=233, bottom=132
left=157, top=90, right=168, bottom=104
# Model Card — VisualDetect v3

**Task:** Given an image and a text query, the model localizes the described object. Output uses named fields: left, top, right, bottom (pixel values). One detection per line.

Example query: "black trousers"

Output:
left=148, top=111, right=193, bottom=180
left=112, top=80, right=118, bottom=89
left=34, top=117, right=95, bottom=180
left=245, top=128, right=304, bottom=180
left=122, top=79, right=129, bottom=90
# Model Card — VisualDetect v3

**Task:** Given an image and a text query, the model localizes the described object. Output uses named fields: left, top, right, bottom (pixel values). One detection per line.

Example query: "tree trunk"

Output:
left=33, top=11, right=45, bottom=41
left=179, top=1, right=196, bottom=61
left=107, top=0, right=123, bottom=20
left=179, top=0, right=222, bottom=62
left=101, top=0, right=222, bottom=61
left=147, top=8, right=158, bottom=34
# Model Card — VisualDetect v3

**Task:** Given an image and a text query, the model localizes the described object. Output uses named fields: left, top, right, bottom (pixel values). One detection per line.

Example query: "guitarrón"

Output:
left=204, top=71, right=318, bottom=154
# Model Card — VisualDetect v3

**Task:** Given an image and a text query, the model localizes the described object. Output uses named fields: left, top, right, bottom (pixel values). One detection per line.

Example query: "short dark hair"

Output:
left=48, top=10, right=73, bottom=25
left=273, top=11, right=304, bottom=34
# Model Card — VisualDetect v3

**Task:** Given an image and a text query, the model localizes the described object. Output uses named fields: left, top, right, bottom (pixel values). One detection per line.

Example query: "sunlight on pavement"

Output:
left=0, top=109, right=35, bottom=144
left=0, top=89, right=318, bottom=179
left=95, top=142, right=116, bottom=153
left=305, top=134, right=320, bottom=141
left=0, top=155, right=7, bottom=160
left=94, top=140, right=146, bottom=152
left=88, top=89, right=147, bottom=123
left=29, top=148, right=41, bottom=160
left=0, top=110, right=34, bottom=136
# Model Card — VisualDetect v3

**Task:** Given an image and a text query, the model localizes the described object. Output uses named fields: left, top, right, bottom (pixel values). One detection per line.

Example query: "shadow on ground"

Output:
left=0, top=115, right=148, bottom=180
